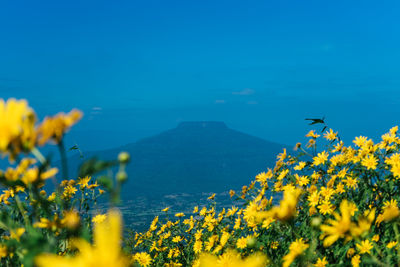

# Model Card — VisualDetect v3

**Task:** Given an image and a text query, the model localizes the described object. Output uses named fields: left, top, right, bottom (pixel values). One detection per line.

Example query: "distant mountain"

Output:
left=67, top=121, right=286, bottom=199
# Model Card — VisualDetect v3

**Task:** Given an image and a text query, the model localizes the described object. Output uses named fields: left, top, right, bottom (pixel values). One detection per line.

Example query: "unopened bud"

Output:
left=118, top=152, right=130, bottom=164
left=247, top=237, right=257, bottom=248
left=311, top=217, right=322, bottom=228
left=116, top=171, right=128, bottom=183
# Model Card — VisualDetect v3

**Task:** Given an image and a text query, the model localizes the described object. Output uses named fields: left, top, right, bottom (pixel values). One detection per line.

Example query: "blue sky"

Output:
left=1, top=0, right=400, bottom=150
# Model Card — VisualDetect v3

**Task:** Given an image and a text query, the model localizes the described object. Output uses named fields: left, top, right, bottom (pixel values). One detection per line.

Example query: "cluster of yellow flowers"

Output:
left=3, top=97, right=400, bottom=267
left=0, top=98, right=128, bottom=267
left=36, top=210, right=129, bottom=267
left=0, top=98, right=81, bottom=161
left=130, top=125, right=400, bottom=266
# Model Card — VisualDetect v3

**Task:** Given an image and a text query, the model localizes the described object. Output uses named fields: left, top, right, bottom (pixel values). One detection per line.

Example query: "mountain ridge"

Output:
left=66, top=121, right=286, bottom=199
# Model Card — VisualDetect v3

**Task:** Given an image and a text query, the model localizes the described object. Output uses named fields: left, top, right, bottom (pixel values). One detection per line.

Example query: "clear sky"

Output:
left=1, top=0, right=400, bottom=150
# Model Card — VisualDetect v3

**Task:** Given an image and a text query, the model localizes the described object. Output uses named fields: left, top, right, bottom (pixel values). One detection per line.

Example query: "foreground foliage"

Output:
left=130, top=125, right=400, bottom=267
left=0, top=98, right=129, bottom=266
left=1, top=98, right=400, bottom=266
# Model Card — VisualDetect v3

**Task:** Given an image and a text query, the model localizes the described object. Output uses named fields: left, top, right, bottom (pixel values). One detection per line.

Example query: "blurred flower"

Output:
left=36, top=209, right=128, bottom=267
left=356, top=240, right=373, bottom=254
left=282, top=238, right=309, bottom=267
left=36, top=109, right=82, bottom=145
left=0, top=98, right=36, bottom=157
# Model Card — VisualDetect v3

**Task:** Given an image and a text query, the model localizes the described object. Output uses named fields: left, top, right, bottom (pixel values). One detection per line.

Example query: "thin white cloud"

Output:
left=232, top=88, right=255, bottom=95
left=215, top=99, right=226, bottom=104
left=90, top=106, right=103, bottom=116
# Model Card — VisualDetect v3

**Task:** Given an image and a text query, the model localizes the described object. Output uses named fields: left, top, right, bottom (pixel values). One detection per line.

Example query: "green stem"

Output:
left=370, top=253, right=388, bottom=267
left=31, top=147, right=46, bottom=165
left=393, top=223, right=400, bottom=265
left=15, top=195, right=29, bottom=228
left=58, top=140, right=69, bottom=180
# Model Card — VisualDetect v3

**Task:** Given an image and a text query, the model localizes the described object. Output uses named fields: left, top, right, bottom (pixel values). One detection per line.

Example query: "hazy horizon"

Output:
left=1, top=0, right=400, bottom=151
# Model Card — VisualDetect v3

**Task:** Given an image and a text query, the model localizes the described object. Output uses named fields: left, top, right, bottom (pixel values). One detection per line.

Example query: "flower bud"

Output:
left=118, top=152, right=130, bottom=164
left=311, top=217, right=322, bottom=228
left=247, top=237, right=257, bottom=248
left=116, top=171, right=128, bottom=183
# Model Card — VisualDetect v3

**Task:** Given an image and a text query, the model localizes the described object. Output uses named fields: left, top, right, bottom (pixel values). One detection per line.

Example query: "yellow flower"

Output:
left=320, top=200, right=353, bottom=247
left=36, top=109, right=82, bottom=145
left=132, top=252, right=152, bottom=267
left=318, top=201, right=335, bottom=215
left=0, top=245, right=7, bottom=258
left=294, top=161, right=306, bottom=171
left=335, top=183, right=345, bottom=194
left=61, top=210, right=80, bottom=230
left=323, top=129, right=338, bottom=141
left=351, top=255, right=361, bottom=267
left=371, top=234, right=379, bottom=242
left=361, top=154, right=378, bottom=170
left=35, top=209, right=129, bottom=267
left=282, top=238, right=309, bottom=267
left=236, top=236, right=248, bottom=249
left=306, top=130, right=320, bottom=138
left=63, top=185, right=77, bottom=198
left=350, top=208, right=375, bottom=237
left=347, top=248, right=355, bottom=258
left=353, top=136, right=368, bottom=147
left=207, top=193, right=216, bottom=200
left=47, top=192, right=56, bottom=201
left=387, top=241, right=398, bottom=249
left=10, top=227, right=25, bottom=241
left=77, top=176, right=91, bottom=189
left=356, top=240, right=373, bottom=254
left=297, top=175, right=309, bottom=187
left=255, top=172, right=267, bottom=183
left=92, top=214, right=107, bottom=224
left=277, top=169, right=289, bottom=181
left=257, top=188, right=302, bottom=223
left=220, top=231, right=230, bottom=247
left=381, top=199, right=400, bottom=222
left=175, top=212, right=185, bottom=218
left=294, top=142, right=302, bottom=150
left=198, top=249, right=267, bottom=267
left=0, top=98, right=36, bottom=156
left=165, top=261, right=183, bottom=267
left=20, top=167, right=58, bottom=185
left=40, top=168, right=59, bottom=180
left=276, top=148, right=287, bottom=162
left=227, top=206, right=238, bottom=217
left=172, top=236, right=183, bottom=243
left=313, top=151, right=329, bottom=166
left=21, top=167, right=39, bottom=184
left=343, top=176, right=358, bottom=189
left=314, top=257, right=328, bottom=267
left=162, top=207, right=170, bottom=212
left=307, top=138, right=316, bottom=148
left=193, top=240, right=203, bottom=254
left=34, top=214, right=62, bottom=231
left=308, top=191, right=320, bottom=207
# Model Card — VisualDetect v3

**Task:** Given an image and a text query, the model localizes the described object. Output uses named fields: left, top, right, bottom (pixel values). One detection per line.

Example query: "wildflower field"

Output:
left=1, top=98, right=400, bottom=266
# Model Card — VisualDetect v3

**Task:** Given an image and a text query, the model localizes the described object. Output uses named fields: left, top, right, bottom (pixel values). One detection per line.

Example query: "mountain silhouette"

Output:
left=67, top=121, right=285, bottom=199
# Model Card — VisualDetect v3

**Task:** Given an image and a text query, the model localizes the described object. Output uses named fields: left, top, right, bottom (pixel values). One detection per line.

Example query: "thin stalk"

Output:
left=15, top=195, right=29, bottom=228
left=370, top=254, right=388, bottom=267
left=394, top=223, right=400, bottom=265
left=58, top=140, right=69, bottom=180
left=31, top=147, right=46, bottom=165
